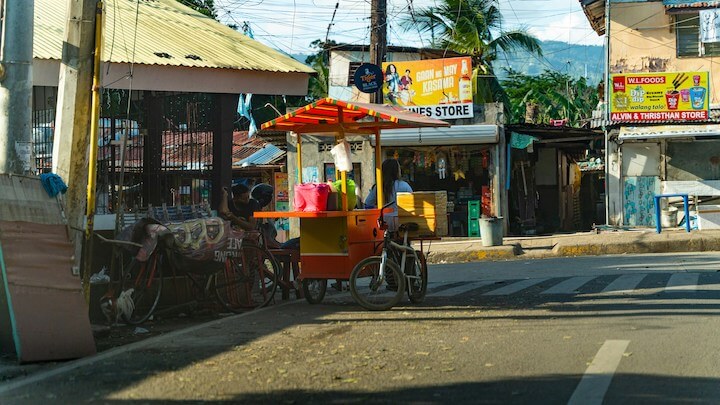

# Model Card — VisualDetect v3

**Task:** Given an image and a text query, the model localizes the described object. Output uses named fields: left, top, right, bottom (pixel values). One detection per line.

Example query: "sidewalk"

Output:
left=424, top=229, right=720, bottom=264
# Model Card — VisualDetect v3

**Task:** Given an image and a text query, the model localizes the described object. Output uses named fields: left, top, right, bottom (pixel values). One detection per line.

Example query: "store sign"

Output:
left=610, top=72, right=709, bottom=122
left=382, top=57, right=474, bottom=120
left=353, top=63, right=383, bottom=93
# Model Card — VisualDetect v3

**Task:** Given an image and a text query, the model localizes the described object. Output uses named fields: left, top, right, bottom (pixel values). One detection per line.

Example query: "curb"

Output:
left=425, top=234, right=720, bottom=264
left=427, top=245, right=518, bottom=264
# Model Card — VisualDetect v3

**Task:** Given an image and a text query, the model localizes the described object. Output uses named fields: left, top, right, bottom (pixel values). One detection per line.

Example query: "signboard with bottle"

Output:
left=610, top=72, right=709, bottom=122
left=381, top=57, right=473, bottom=120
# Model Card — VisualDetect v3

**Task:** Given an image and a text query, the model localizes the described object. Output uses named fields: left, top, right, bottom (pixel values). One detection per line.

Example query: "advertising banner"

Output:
left=382, top=57, right=473, bottom=120
left=610, top=72, right=709, bottom=122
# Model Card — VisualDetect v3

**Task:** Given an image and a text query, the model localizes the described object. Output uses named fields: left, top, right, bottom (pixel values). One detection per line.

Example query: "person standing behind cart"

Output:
left=364, top=158, right=412, bottom=231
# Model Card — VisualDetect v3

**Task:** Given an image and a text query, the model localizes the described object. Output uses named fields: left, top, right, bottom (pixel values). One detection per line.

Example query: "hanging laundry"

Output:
left=237, top=93, right=257, bottom=137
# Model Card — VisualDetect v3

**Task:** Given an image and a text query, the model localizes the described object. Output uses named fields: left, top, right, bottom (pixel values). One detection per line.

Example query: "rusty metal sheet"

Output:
left=0, top=221, right=95, bottom=363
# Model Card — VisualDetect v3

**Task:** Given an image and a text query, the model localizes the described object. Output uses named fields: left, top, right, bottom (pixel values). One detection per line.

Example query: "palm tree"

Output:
left=403, top=0, right=542, bottom=105
left=502, top=69, right=598, bottom=126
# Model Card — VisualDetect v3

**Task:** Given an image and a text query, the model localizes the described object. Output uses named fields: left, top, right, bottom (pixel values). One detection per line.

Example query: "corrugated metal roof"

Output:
left=234, top=144, right=285, bottom=166
left=663, top=0, right=720, bottom=9
left=34, top=0, right=313, bottom=74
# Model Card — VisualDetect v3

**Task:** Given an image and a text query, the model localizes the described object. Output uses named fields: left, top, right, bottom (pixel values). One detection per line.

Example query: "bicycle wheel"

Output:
left=407, top=250, right=428, bottom=304
left=121, top=253, right=163, bottom=325
left=302, top=279, right=327, bottom=304
left=349, top=256, right=405, bottom=311
left=217, top=245, right=279, bottom=310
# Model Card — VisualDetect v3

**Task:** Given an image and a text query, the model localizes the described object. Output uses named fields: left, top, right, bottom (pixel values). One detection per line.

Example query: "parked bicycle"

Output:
left=349, top=201, right=429, bottom=311
left=102, top=217, right=279, bottom=325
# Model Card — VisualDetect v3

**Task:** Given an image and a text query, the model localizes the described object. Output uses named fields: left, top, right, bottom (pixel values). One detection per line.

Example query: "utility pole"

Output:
left=53, top=0, right=100, bottom=277
left=369, top=0, right=387, bottom=104
left=0, top=0, right=34, bottom=175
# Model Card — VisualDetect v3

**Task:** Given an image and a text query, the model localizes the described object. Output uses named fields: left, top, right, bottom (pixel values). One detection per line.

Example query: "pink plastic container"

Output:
left=293, top=183, right=331, bottom=212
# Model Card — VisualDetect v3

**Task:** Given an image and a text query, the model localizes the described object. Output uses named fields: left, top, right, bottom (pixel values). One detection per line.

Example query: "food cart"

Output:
left=255, top=97, right=449, bottom=303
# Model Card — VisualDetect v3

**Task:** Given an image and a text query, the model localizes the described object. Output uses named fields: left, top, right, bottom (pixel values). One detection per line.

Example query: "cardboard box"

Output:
left=397, top=191, right=448, bottom=236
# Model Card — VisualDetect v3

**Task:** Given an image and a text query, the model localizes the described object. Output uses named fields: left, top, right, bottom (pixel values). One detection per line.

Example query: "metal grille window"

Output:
left=676, top=13, right=720, bottom=57
left=31, top=86, right=58, bottom=173
left=347, top=62, right=362, bottom=86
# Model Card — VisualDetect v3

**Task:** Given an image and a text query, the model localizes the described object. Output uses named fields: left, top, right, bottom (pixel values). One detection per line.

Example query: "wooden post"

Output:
left=369, top=0, right=387, bottom=104
left=375, top=128, right=383, bottom=207
left=81, top=1, right=104, bottom=299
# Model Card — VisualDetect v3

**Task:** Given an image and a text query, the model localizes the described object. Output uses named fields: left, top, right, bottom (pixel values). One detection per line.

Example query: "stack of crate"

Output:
left=397, top=191, right=448, bottom=237
left=468, top=200, right=481, bottom=237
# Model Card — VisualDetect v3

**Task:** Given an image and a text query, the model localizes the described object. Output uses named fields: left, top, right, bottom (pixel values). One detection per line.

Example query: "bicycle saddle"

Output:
left=399, top=222, right=419, bottom=232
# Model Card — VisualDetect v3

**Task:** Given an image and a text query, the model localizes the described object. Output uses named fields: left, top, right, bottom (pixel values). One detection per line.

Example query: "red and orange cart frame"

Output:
left=254, top=98, right=449, bottom=298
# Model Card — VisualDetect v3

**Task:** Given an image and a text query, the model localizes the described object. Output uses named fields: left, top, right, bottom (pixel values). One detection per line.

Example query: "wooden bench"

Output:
left=268, top=248, right=302, bottom=300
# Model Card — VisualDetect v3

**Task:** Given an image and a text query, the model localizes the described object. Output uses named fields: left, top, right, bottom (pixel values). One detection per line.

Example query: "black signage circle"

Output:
left=353, top=63, right=384, bottom=93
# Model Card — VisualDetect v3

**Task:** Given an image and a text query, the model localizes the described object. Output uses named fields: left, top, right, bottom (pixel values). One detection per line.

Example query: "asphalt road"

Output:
left=3, top=252, right=720, bottom=404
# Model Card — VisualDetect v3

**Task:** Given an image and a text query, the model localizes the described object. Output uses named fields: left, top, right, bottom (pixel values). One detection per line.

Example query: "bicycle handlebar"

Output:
left=377, top=200, right=395, bottom=226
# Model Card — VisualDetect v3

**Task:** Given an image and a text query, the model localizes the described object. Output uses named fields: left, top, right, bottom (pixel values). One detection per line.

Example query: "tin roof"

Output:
left=663, top=0, right=720, bottom=9
left=234, top=144, right=285, bottom=167
left=34, top=0, right=314, bottom=74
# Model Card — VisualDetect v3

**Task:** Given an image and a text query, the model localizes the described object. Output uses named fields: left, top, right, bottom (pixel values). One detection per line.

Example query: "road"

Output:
left=2, top=252, right=720, bottom=404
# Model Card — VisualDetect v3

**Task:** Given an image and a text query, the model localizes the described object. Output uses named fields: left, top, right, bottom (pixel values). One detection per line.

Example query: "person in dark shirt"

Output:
left=221, top=184, right=259, bottom=231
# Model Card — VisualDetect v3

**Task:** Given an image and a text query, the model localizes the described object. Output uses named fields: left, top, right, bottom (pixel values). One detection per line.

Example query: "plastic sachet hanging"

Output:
left=330, top=140, right=353, bottom=172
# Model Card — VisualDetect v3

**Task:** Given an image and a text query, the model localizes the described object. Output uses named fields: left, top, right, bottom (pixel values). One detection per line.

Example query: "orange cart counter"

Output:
left=255, top=209, right=382, bottom=280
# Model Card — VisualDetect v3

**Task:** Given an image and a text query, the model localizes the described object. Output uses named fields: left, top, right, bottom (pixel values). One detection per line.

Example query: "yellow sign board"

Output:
left=610, top=72, right=709, bottom=122
left=382, top=57, right=473, bottom=120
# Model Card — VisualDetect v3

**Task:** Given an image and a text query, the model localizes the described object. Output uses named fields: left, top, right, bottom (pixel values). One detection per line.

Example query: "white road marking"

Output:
left=483, top=278, right=548, bottom=296
left=664, top=273, right=699, bottom=293
left=432, top=280, right=495, bottom=297
left=567, top=339, right=630, bottom=405
left=541, top=276, right=595, bottom=295
left=600, top=274, right=647, bottom=294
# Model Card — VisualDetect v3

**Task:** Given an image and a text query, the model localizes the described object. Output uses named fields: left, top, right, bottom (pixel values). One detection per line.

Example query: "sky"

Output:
left=213, top=0, right=605, bottom=56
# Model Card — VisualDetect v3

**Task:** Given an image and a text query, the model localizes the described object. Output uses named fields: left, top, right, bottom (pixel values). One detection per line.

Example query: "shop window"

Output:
left=323, top=162, right=361, bottom=187
left=676, top=13, right=720, bottom=57
left=347, top=62, right=362, bottom=86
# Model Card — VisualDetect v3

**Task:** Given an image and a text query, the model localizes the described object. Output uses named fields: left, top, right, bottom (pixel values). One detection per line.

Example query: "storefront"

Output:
left=607, top=124, right=720, bottom=228
left=506, top=126, right=605, bottom=235
left=379, top=124, right=504, bottom=236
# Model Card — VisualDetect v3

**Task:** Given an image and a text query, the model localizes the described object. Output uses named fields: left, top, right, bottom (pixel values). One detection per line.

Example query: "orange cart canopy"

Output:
left=260, top=97, right=450, bottom=135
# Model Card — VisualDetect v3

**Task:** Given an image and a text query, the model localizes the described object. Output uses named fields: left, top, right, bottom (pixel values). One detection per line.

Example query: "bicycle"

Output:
left=102, top=218, right=280, bottom=325
left=349, top=201, right=429, bottom=311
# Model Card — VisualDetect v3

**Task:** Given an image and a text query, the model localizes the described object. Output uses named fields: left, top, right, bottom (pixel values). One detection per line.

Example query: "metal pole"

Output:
left=82, top=1, right=103, bottom=299
left=369, top=0, right=386, bottom=104
left=604, top=0, right=611, bottom=226
left=0, top=0, right=34, bottom=174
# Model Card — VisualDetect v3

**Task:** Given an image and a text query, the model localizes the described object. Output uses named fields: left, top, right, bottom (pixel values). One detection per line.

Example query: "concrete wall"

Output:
left=610, top=2, right=720, bottom=102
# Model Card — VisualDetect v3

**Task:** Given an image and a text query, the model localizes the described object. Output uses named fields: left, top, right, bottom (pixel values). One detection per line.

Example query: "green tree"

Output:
left=403, top=0, right=542, bottom=105
left=177, top=0, right=217, bottom=19
left=305, top=39, right=337, bottom=101
left=501, top=69, right=599, bottom=126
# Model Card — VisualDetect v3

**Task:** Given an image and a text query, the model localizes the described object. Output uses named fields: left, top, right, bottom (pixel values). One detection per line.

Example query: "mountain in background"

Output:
left=290, top=40, right=604, bottom=85
left=494, top=40, right=604, bottom=85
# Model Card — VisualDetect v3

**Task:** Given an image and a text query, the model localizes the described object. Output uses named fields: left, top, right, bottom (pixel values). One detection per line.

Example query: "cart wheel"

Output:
left=302, top=279, right=327, bottom=304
